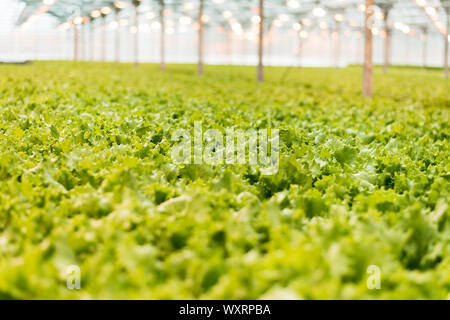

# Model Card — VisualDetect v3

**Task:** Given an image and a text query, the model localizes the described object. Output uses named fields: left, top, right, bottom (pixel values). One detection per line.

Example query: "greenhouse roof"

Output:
left=14, top=0, right=450, bottom=37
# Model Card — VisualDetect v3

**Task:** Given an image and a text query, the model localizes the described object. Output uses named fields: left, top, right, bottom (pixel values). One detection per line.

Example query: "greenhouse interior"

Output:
left=0, top=0, right=449, bottom=302
left=2, top=0, right=449, bottom=71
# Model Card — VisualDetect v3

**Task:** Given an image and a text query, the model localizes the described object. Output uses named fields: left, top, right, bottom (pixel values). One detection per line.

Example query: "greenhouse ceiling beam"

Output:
left=13, top=0, right=445, bottom=40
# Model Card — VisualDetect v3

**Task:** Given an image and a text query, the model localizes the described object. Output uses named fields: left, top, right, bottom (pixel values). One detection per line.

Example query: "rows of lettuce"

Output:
left=0, top=62, right=448, bottom=299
